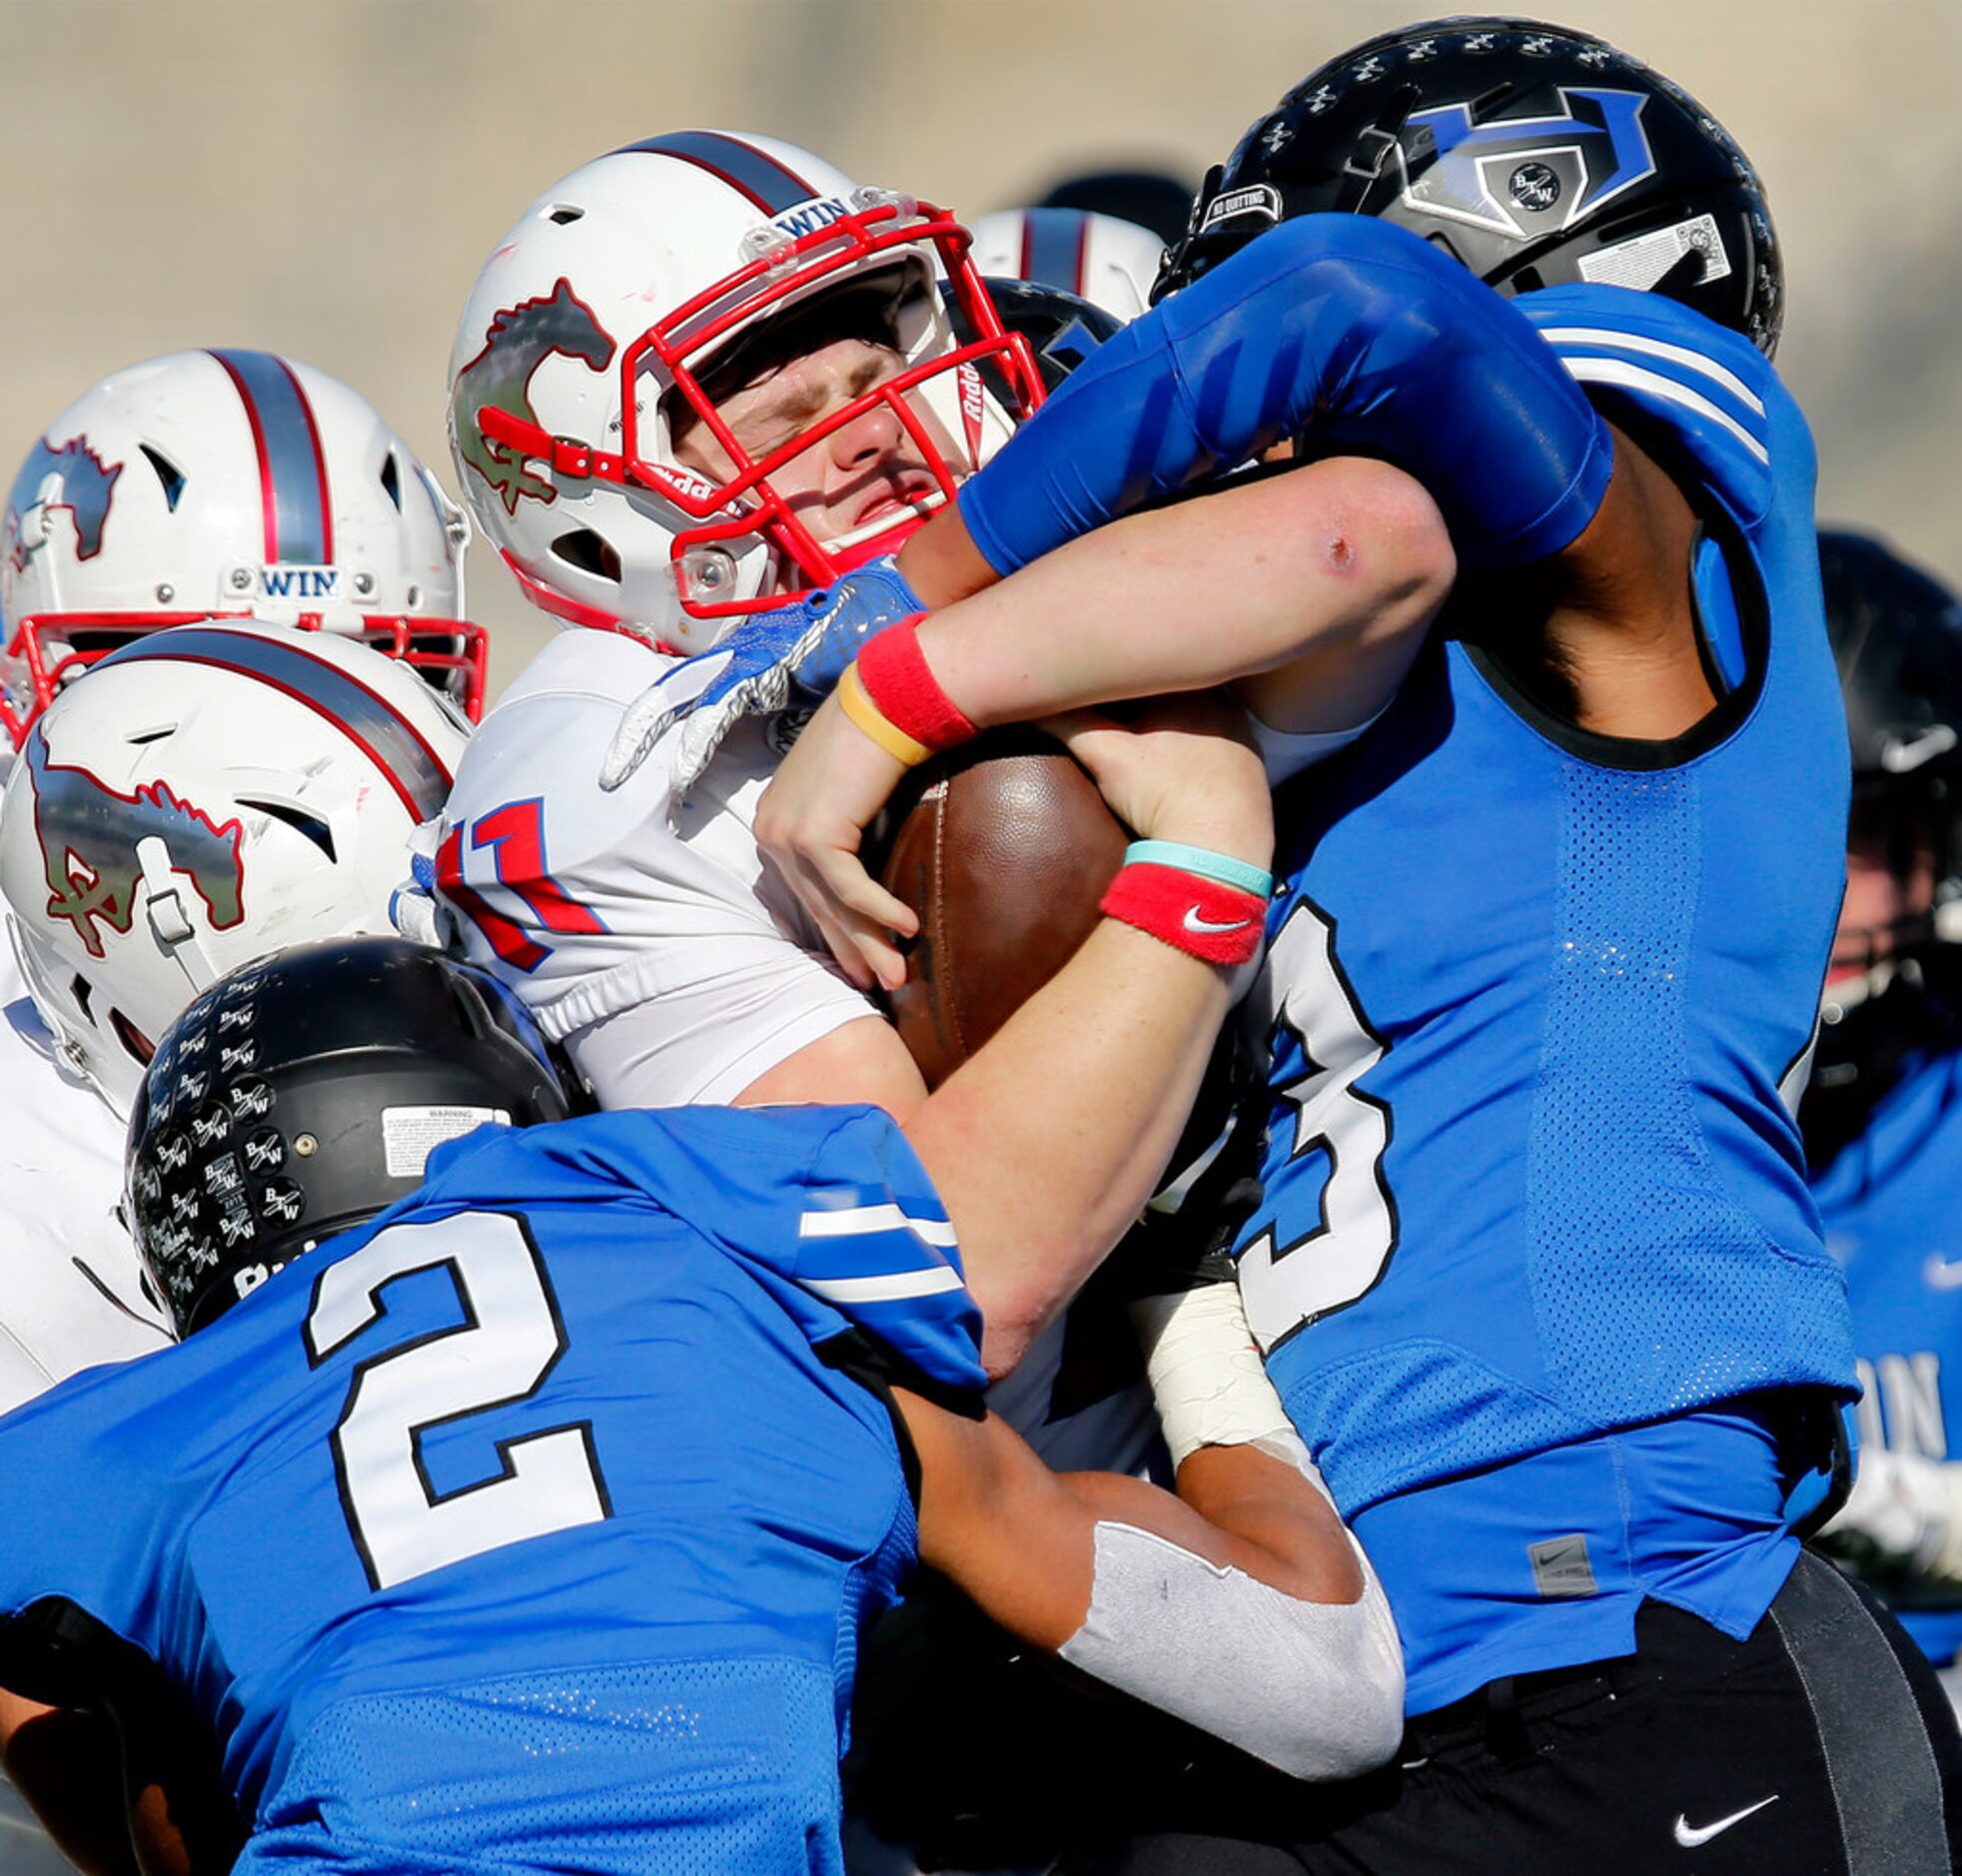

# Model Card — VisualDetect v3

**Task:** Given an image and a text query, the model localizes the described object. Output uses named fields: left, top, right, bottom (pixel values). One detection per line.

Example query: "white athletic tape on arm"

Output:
left=1059, top=1519, right=1406, bottom=1780
left=1129, top=1281, right=1300, bottom=1469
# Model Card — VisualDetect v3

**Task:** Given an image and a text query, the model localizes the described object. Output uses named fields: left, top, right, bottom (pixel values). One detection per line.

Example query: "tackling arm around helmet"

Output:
left=953, top=213, right=1611, bottom=578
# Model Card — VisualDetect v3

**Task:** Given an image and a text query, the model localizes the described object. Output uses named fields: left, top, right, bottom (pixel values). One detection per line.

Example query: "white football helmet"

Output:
left=0, top=351, right=483, bottom=745
left=966, top=208, right=1166, bottom=323
left=448, top=130, right=1046, bottom=654
left=0, top=620, right=467, bottom=1117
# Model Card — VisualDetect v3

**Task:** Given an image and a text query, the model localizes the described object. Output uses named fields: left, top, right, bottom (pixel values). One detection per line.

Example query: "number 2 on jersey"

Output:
left=1237, top=898, right=1399, bottom=1352
left=306, top=1211, right=610, bottom=1591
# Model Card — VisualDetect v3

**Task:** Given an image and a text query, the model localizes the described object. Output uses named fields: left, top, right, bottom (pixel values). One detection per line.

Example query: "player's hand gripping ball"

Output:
left=875, top=728, right=1127, bottom=1088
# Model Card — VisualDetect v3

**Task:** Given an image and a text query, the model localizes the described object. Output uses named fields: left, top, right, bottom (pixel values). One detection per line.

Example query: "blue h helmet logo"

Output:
left=1398, top=87, right=1656, bottom=241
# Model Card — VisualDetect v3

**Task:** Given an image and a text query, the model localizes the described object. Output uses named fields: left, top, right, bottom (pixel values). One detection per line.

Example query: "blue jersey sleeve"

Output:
left=422, top=1108, right=989, bottom=1396
left=0, top=1361, right=171, bottom=1659
left=788, top=1107, right=987, bottom=1394
left=957, top=215, right=1614, bottom=574
left=1516, top=284, right=1803, bottom=532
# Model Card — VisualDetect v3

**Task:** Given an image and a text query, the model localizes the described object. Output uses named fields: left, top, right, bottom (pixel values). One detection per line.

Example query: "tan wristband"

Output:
left=838, top=661, right=933, bottom=766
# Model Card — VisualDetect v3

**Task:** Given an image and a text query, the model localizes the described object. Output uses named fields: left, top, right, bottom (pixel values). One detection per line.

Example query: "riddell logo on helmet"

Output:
left=958, top=362, right=986, bottom=461
left=641, top=462, right=722, bottom=507
left=452, top=277, right=617, bottom=516
left=25, top=736, right=246, bottom=959
left=3, top=432, right=122, bottom=572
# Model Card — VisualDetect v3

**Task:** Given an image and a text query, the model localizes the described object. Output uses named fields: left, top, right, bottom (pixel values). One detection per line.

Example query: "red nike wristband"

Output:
left=854, top=615, right=978, bottom=753
left=1100, top=862, right=1268, bottom=966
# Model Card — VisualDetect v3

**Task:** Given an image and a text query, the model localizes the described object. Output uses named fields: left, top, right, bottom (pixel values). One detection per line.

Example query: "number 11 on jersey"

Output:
left=437, top=797, right=607, bottom=974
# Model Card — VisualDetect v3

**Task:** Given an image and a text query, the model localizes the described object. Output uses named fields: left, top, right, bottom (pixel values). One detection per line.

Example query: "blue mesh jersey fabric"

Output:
left=0, top=1105, right=969, bottom=1870
left=259, top=1658, right=844, bottom=1873
left=1235, top=290, right=1854, bottom=1699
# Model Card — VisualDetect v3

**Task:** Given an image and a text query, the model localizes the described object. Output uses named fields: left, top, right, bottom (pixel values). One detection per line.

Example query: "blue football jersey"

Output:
left=1236, top=288, right=1856, bottom=1711
left=0, top=1104, right=985, bottom=1874
left=1813, top=1045, right=1962, bottom=1664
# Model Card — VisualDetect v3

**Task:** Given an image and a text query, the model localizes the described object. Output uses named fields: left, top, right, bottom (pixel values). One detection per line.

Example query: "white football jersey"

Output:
left=433, top=631, right=878, bottom=1108
left=0, top=942, right=171, bottom=1415
left=431, top=632, right=1384, bottom=1467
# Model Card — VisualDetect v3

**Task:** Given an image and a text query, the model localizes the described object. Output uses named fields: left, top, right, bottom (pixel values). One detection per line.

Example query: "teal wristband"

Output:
left=1123, top=841, right=1273, bottom=899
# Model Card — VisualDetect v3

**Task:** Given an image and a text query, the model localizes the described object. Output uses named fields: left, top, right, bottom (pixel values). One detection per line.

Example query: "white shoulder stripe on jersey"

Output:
left=803, top=1267, right=968, bottom=1305
left=799, top=1202, right=959, bottom=1248
left=1538, top=327, right=1766, bottom=419
left=1559, top=358, right=1771, bottom=468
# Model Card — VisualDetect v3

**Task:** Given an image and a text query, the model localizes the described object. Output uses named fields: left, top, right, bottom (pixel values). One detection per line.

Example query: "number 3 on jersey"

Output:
left=1237, top=898, right=1399, bottom=1353
left=307, top=1211, right=610, bottom=1591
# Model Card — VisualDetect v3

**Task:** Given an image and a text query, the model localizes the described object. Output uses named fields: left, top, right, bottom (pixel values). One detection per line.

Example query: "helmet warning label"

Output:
left=1577, top=213, right=1731, bottom=292
left=382, top=1104, right=512, bottom=1180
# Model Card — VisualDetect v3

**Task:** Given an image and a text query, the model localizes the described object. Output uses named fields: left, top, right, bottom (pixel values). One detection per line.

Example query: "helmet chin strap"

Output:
left=137, top=835, right=220, bottom=993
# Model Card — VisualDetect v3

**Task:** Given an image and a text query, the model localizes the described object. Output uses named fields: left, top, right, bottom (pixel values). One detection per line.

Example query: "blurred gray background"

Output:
left=1, top=0, right=1954, bottom=703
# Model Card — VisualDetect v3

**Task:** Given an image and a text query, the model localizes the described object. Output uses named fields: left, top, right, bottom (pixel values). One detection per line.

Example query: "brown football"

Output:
left=876, top=727, right=1127, bottom=1089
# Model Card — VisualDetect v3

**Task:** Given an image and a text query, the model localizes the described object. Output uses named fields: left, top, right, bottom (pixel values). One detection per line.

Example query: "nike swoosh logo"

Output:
left=1673, top=1795, right=1778, bottom=1847
left=1883, top=725, right=1958, bottom=773
left=1925, top=1255, right=1962, bottom=1291
left=1183, top=907, right=1255, bottom=935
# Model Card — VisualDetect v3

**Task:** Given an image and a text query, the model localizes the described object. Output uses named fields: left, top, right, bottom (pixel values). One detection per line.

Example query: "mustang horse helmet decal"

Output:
left=452, top=277, right=617, bottom=515
left=5, top=434, right=124, bottom=573
left=26, top=735, right=246, bottom=958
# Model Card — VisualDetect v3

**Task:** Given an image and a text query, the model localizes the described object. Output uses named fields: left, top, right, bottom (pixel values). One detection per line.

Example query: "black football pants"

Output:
left=1070, top=1551, right=1962, bottom=1875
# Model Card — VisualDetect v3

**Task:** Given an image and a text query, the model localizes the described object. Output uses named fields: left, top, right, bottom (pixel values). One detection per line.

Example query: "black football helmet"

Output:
left=1037, top=168, right=1198, bottom=248
left=1158, top=16, right=1780, bottom=354
left=125, top=936, right=586, bottom=1338
left=1803, top=529, right=1962, bottom=1165
left=943, top=276, right=1123, bottom=399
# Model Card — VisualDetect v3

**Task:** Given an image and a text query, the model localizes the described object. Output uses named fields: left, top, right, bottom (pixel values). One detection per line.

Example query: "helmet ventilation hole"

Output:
left=140, top=446, right=186, bottom=512
left=550, top=529, right=622, bottom=583
left=379, top=451, right=403, bottom=511
left=109, top=1008, right=154, bottom=1066
left=547, top=204, right=585, bottom=226
left=239, top=797, right=336, bottom=861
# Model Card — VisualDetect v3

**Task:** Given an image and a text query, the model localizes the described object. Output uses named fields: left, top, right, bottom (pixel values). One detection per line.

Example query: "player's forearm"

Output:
left=914, top=457, right=1453, bottom=736
left=905, top=920, right=1234, bottom=1376
left=895, top=500, right=999, bottom=608
left=903, top=1400, right=1404, bottom=1781
left=904, top=1404, right=1362, bottom=1647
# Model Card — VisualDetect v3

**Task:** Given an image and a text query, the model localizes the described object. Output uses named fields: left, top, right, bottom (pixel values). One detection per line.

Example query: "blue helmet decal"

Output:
left=1400, top=87, right=1656, bottom=241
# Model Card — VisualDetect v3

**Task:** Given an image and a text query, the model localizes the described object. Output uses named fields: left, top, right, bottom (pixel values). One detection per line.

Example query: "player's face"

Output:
left=1829, top=825, right=1935, bottom=987
left=671, top=334, right=960, bottom=585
